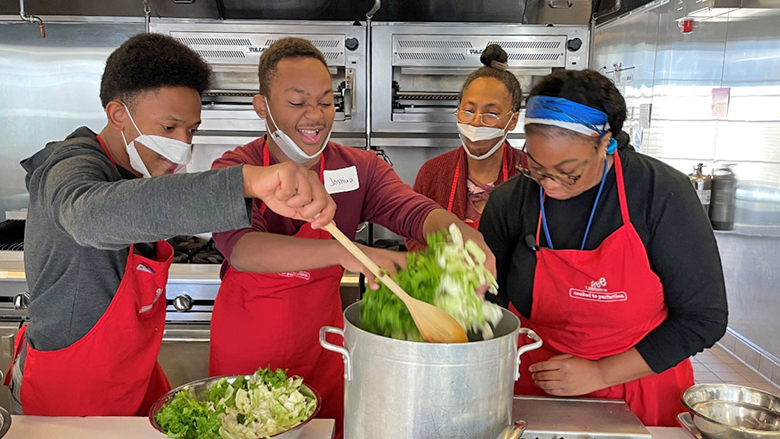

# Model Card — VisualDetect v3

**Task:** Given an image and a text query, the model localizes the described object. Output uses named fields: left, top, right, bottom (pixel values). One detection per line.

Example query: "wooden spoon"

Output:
left=322, top=222, right=468, bottom=344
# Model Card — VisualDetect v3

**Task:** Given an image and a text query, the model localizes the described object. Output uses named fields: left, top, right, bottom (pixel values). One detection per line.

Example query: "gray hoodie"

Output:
left=21, top=127, right=251, bottom=356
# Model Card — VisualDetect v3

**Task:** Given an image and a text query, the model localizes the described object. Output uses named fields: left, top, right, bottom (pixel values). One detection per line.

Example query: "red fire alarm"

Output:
left=679, top=19, right=694, bottom=34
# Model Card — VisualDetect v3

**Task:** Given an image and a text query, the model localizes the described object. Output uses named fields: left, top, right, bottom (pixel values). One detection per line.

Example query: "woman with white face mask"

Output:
left=408, top=45, right=524, bottom=250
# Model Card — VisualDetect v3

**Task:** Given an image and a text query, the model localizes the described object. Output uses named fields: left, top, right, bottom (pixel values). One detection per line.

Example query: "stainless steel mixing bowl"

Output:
left=682, top=383, right=780, bottom=439
left=0, top=405, right=10, bottom=438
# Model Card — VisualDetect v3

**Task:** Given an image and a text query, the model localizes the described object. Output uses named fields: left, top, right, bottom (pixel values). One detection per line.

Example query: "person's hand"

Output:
left=529, top=354, right=608, bottom=396
left=457, top=225, right=496, bottom=296
left=243, top=163, right=336, bottom=229
left=337, top=243, right=407, bottom=290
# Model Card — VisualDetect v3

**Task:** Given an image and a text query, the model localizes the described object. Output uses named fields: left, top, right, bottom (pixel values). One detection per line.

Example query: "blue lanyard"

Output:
left=539, top=155, right=610, bottom=251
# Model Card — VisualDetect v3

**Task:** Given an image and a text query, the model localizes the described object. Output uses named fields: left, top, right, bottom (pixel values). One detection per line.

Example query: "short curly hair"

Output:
left=258, top=38, right=328, bottom=96
left=99, top=33, right=212, bottom=108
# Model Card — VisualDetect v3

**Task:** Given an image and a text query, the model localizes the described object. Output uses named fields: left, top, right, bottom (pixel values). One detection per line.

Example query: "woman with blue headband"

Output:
left=407, top=45, right=524, bottom=250
left=480, top=69, right=728, bottom=426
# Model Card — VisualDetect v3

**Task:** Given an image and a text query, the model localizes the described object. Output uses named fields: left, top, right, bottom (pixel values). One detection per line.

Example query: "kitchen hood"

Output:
left=1, top=0, right=593, bottom=25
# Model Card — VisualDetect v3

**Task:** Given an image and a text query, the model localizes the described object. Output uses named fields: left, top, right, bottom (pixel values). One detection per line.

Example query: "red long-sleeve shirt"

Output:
left=212, top=136, right=440, bottom=272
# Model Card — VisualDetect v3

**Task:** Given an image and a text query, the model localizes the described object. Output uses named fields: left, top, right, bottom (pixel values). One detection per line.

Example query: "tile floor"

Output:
left=692, top=344, right=780, bottom=396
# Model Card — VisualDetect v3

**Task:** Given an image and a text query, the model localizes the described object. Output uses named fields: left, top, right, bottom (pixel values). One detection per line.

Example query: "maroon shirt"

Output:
left=212, top=136, right=440, bottom=270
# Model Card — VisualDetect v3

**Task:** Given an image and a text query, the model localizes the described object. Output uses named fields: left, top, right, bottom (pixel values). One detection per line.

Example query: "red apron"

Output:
left=209, top=146, right=346, bottom=438
left=515, top=152, right=693, bottom=427
left=5, top=135, right=173, bottom=415
left=447, top=145, right=509, bottom=230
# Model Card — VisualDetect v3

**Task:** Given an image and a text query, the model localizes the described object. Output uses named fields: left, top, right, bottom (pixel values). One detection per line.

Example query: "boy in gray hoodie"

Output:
left=8, top=33, right=335, bottom=416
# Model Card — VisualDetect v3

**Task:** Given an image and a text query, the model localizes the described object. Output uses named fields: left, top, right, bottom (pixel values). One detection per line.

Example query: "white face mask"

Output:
left=457, top=124, right=506, bottom=143
left=120, top=103, right=193, bottom=178
left=264, top=97, right=331, bottom=164
left=457, top=114, right=515, bottom=160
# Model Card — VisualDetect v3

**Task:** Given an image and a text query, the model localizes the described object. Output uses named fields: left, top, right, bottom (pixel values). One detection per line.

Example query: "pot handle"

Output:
left=496, top=419, right=528, bottom=439
left=514, top=328, right=543, bottom=381
left=319, top=326, right=352, bottom=382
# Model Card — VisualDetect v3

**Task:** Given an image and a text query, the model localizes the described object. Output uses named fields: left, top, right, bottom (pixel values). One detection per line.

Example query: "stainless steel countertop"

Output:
left=5, top=416, right=336, bottom=439
left=1, top=415, right=688, bottom=439
left=514, top=396, right=652, bottom=439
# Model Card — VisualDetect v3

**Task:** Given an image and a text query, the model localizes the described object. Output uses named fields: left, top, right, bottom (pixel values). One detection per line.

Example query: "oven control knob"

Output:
left=13, top=293, right=30, bottom=311
left=567, top=38, right=583, bottom=52
left=345, top=37, right=359, bottom=51
left=173, top=294, right=193, bottom=312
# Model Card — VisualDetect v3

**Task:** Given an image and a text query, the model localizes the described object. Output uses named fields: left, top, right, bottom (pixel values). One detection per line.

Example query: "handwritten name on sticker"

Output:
left=324, top=166, right=360, bottom=194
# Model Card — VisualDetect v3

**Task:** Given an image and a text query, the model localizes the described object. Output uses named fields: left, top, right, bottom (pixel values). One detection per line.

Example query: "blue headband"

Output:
left=525, top=96, right=617, bottom=153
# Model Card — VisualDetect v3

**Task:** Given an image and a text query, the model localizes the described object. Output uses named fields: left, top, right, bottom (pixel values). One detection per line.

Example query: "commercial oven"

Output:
left=367, top=22, right=589, bottom=239
left=370, top=22, right=590, bottom=137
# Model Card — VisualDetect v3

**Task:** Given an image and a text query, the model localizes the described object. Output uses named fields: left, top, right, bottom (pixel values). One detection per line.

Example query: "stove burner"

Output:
left=167, top=235, right=224, bottom=264
left=0, top=220, right=25, bottom=251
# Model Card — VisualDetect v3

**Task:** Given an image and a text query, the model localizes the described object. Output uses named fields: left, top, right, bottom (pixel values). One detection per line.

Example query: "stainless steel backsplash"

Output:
left=593, top=0, right=780, bottom=361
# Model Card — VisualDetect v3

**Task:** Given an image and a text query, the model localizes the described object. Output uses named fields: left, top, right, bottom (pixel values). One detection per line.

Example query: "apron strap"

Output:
left=95, top=135, right=117, bottom=167
left=535, top=202, right=544, bottom=247
left=501, top=143, right=509, bottom=182
left=613, top=152, right=629, bottom=225
left=446, top=162, right=461, bottom=212
left=259, top=143, right=325, bottom=216
left=4, top=324, right=27, bottom=386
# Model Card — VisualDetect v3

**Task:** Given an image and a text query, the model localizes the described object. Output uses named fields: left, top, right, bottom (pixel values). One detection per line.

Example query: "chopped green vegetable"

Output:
left=154, top=387, right=221, bottom=439
left=361, top=224, right=503, bottom=341
left=155, top=367, right=316, bottom=439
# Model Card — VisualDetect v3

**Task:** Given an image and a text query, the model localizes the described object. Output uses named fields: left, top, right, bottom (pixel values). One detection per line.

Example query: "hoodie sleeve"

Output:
left=35, top=148, right=252, bottom=250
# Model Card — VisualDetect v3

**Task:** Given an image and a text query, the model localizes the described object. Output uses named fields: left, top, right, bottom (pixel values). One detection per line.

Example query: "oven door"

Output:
left=159, top=324, right=212, bottom=389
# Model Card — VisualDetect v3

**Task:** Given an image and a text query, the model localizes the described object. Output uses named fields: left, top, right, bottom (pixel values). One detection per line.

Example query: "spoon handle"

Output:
left=322, top=222, right=412, bottom=302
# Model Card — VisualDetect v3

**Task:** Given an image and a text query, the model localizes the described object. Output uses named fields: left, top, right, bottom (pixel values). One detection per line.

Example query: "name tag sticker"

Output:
left=324, top=166, right=360, bottom=194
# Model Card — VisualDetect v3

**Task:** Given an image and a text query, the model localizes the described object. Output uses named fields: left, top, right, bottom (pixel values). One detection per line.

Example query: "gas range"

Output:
left=0, top=224, right=227, bottom=324
left=168, top=235, right=224, bottom=265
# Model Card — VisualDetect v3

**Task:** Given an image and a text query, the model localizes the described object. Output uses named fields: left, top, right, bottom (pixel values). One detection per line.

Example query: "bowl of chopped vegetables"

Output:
left=149, top=367, right=320, bottom=439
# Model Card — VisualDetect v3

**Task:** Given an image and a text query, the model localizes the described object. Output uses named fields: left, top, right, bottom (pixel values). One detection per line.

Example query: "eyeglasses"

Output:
left=455, top=109, right=515, bottom=127
left=518, top=147, right=598, bottom=186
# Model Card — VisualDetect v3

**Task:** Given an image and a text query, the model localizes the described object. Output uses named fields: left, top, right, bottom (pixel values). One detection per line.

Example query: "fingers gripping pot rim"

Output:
left=319, top=303, right=543, bottom=439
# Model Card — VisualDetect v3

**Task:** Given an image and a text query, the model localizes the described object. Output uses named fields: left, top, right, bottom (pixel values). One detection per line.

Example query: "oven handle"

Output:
left=343, top=68, right=355, bottom=120
left=162, top=328, right=211, bottom=343
left=162, top=337, right=210, bottom=343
